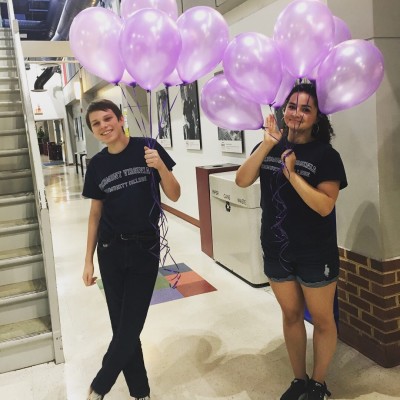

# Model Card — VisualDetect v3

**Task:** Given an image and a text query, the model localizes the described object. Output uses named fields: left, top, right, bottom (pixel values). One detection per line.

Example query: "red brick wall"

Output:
left=338, top=248, right=400, bottom=367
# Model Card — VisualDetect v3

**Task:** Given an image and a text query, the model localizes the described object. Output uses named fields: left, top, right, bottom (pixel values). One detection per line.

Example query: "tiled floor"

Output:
left=0, top=164, right=399, bottom=400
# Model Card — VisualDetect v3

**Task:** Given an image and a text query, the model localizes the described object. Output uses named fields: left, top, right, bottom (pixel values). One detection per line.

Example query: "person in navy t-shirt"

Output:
left=236, top=84, right=347, bottom=400
left=82, top=99, right=180, bottom=400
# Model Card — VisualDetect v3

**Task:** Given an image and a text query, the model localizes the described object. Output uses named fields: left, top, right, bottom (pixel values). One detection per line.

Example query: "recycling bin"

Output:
left=209, top=171, right=268, bottom=287
left=196, top=164, right=239, bottom=258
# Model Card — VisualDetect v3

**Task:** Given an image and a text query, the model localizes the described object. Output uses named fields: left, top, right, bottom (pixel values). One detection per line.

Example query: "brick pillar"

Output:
left=338, top=248, right=400, bottom=367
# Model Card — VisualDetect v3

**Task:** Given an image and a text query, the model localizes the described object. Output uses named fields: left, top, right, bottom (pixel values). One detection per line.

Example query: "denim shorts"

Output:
left=263, top=253, right=339, bottom=288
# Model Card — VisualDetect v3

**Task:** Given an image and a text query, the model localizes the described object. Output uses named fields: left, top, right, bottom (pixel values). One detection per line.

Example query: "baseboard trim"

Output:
left=161, top=203, right=200, bottom=228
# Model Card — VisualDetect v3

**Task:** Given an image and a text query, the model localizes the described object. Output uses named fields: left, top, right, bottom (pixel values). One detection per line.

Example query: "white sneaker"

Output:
left=87, top=388, right=104, bottom=400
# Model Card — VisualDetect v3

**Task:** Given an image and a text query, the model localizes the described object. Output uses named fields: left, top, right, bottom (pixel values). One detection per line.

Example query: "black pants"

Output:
left=91, top=233, right=159, bottom=397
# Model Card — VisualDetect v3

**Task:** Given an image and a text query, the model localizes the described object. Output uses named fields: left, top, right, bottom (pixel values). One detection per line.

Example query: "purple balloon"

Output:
left=69, top=8, right=124, bottom=83
left=310, top=17, right=351, bottom=84
left=223, top=32, right=282, bottom=105
left=120, top=0, right=178, bottom=20
left=201, top=74, right=263, bottom=131
left=316, top=40, right=384, bottom=114
left=333, top=16, right=352, bottom=46
left=273, top=0, right=334, bottom=78
left=119, top=69, right=136, bottom=86
left=307, top=64, right=319, bottom=81
left=120, top=8, right=181, bottom=91
left=163, top=69, right=183, bottom=87
left=273, top=68, right=297, bottom=108
left=176, top=7, right=229, bottom=84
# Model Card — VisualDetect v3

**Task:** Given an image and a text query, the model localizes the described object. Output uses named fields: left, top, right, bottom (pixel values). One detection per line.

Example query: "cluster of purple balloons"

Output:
left=69, top=0, right=385, bottom=132
left=201, top=0, right=385, bottom=130
left=69, top=0, right=229, bottom=91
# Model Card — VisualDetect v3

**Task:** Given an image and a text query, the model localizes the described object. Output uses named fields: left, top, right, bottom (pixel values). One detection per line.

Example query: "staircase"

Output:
left=0, top=8, right=64, bottom=373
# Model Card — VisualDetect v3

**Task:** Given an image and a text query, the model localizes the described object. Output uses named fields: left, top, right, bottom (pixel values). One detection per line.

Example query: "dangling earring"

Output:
left=312, top=124, right=320, bottom=136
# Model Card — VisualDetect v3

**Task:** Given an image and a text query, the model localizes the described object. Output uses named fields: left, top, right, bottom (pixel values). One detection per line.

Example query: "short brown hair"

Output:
left=85, top=99, right=123, bottom=132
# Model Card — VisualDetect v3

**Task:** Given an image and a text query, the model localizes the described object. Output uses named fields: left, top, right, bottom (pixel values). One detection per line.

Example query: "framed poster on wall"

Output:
left=79, top=117, right=84, bottom=141
left=156, top=87, right=172, bottom=148
left=218, top=128, right=244, bottom=153
left=180, top=82, right=202, bottom=150
left=74, top=117, right=83, bottom=141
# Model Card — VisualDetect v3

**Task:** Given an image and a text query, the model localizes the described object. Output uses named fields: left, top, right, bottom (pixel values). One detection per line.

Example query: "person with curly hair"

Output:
left=236, top=83, right=347, bottom=400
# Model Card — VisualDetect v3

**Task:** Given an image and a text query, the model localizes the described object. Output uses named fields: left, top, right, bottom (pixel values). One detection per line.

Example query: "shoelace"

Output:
left=309, top=382, right=331, bottom=398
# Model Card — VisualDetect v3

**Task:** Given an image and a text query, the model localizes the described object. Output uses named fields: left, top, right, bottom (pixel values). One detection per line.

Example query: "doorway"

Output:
left=35, top=119, right=65, bottom=165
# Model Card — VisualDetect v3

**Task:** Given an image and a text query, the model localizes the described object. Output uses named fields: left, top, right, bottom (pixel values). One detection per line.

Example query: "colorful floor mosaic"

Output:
left=97, top=263, right=217, bottom=306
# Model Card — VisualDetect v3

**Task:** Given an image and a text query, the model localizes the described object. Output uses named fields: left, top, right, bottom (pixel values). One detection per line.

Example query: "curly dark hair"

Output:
left=85, top=99, right=123, bottom=132
left=280, top=83, right=335, bottom=144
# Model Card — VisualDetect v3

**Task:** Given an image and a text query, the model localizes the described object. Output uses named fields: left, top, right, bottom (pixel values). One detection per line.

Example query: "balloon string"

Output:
left=150, top=88, right=181, bottom=287
left=267, top=103, right=289, bottom=266
left=266, top=102, right=293, bottom=271
left=119, top=85, right=181, bottom=288
left=269, top=86, right=314, bottom=270
left=147, top=168, right=181, bottom=289
left=169, top=90, right=179, bottom=111
left=268, top=104, right=280, bottom=131
left=134, top=85, right=148, bottom=135
left=119, top=84, right=147, bottom=137
left=147, top=91, right=153, bottom=147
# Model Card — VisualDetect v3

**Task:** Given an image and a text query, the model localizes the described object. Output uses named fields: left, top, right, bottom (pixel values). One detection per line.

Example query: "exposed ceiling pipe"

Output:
left=45, top=0, right=68, bottom=40
left=52, top=0, right=100, bottom=41
left=13, top=19, right=45, bottom=33
left=33, top=66, right=58, bottom=91
left=34, top=0, right=100, bottom=90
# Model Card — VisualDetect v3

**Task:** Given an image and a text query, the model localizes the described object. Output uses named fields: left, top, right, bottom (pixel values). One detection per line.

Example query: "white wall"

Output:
left=328, top=0, right=400, bottom=260
left=27, top=64, right=66, bottom=121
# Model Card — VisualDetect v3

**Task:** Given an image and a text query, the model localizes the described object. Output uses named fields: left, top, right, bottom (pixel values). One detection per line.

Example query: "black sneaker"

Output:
left=307, top=379, right=331, bottom=400
left=280, top=376, right=308, bottom=400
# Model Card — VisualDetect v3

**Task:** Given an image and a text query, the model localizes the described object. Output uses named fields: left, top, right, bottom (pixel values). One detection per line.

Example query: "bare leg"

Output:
left=302, top=282, right=337, bottom=383
left=270, top=280, right=307, bottom=379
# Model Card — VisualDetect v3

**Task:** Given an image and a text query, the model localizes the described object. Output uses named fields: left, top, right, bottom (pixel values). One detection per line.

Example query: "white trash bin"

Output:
left=209, top=171, right=268, bottom=287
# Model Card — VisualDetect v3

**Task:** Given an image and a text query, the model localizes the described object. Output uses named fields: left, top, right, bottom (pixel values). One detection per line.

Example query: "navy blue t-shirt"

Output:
left=82, top=137, right=175, bottom=236
left=254, top=139, right=347, bottom=260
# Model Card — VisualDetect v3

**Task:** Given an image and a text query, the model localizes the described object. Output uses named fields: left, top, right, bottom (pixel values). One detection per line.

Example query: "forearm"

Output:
left=288, top=173, right=336, bottom=216
left=236, top=141, right=274, bottom=187
left=159, top=167, right=181, bottom=202
left=85, top=202, right=102, bottom=262
left=85, top=220, right=99, bottom=262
